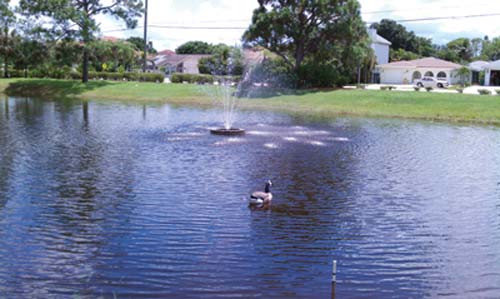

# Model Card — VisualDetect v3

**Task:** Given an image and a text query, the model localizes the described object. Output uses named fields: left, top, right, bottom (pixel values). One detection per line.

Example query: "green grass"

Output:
left=2, top=78, right=500, bottom=124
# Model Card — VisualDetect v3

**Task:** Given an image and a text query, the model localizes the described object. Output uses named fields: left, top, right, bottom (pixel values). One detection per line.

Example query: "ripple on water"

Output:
left=263, top=143, right=279, bottom=149
left=214, top=138, right=245, bottom=146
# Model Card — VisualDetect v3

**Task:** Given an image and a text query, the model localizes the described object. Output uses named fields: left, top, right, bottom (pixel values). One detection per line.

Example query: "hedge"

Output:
left=7, top=69, right=164, bottom=83
left=170, top=73, right=241, bottom=84
left=87, top=72, right=164, bottom=82
left=478, top=89, right=492, bottom=95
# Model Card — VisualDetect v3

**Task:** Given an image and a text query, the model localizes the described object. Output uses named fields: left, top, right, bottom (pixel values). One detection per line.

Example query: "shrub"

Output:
left=478, top=89, right=492, bottom=95
left=381, top=86, right=395, bottom=91
left=496, top=89, right=500, bottom=95
left=414, top=87, right=420, bottom=92
left=9, top=69, right=25, bottom=78
left=171, top=73, right=194, bottom=83
left=139, top=73, right=165, bottom=82
left=297, top=62, right=348, bottom=88
left=123, top=72, right=139, bottom=81
left=70, top=71, right=82, bottom=80
left=456, top=88, right=464, bottom=94
left=356, top=84, right=366, bottom=89
left=171, top=73, right=218, bottom=84
left=425, top=87, right=433, bottom=92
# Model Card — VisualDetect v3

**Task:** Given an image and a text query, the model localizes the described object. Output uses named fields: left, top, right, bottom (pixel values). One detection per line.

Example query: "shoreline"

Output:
left=2, top=78, right=500, bottom=125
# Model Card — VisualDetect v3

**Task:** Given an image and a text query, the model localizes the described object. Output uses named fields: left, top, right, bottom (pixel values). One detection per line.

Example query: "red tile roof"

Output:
left=101, top=36, right=121, bottom=42
left=157, top=49, right=175, bottom=56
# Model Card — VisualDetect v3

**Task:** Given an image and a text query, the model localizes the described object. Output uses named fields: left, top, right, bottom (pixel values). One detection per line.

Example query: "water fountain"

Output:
left=207, top=79, right=245, bottom=136
left=204, top=49, right=246, bottom=136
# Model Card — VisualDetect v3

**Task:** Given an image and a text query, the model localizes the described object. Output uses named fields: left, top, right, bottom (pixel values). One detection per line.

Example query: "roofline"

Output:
left=377, top=65, right=461, bottom=69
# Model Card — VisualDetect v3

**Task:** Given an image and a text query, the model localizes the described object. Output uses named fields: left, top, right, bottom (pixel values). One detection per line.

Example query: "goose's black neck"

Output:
left=265, top=183, right=271, bottom=193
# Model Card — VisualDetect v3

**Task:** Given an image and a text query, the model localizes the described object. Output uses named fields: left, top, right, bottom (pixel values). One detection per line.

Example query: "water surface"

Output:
left=0, top=97, right=500, bottom=298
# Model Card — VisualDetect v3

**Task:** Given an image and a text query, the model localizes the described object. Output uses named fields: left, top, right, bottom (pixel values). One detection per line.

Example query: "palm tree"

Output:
left=455, top=66, right=471, bottom=87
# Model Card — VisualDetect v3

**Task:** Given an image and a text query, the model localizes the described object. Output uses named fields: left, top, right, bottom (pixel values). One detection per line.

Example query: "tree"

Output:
left=444, top=38, right=473, bottom=63
left=0, top=0, right=14, bottom=77
left=198, top=45, right=243, bottom=76
left=176, top=41, right=213, bottom=54
left=243, top=0, right=368, bottom=87
left=13, top=37, right=48, bottom=77
left=390, top=48, right=420, bottom=61
left=370, top=19, right=435, bottom=58
left=481, top=37, right=500, bottom=61
left=454, top=66, right=471, bottom=87
left=126, top=36, right=157, bottom=54
left=89, top=40, right=137, bottom=71
left=471, top=38, right=483, bottom=58
left=19, top=0, right=144, bottom=83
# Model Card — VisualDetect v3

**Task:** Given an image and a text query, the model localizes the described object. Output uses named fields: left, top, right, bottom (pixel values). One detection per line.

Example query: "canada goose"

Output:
left=249, top=180, right=273, bottom=206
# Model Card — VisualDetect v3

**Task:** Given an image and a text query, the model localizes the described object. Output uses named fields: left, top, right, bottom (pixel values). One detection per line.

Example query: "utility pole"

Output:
left=143, top=0, right=148, bottom=73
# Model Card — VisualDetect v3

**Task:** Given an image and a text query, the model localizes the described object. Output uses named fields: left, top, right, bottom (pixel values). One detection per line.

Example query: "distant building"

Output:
left=369, top=29, right=391, bottom=65
left=100, top=36, right=122, bottom=43
left=151, top=47, right=267, bottom=75
left=369, top=29, right=391, bottom=83
left=157, top=49, right=175, bottom=56
left=377, top=57, right=462, bottom=85
left=153, top=53, right=211, bottom=74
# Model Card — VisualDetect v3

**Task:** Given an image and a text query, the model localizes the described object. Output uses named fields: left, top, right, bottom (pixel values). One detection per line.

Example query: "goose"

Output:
left=249, top=180, right=273, bottom=206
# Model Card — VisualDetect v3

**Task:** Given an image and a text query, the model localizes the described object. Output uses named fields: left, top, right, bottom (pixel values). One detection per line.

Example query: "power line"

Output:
left=150, top=24, right=247, bottom=30
left=365, top=12, right=500, bottom=24
left=362, top=3, right=496, bottom=14
left=102, top=12, right=500, bottom=33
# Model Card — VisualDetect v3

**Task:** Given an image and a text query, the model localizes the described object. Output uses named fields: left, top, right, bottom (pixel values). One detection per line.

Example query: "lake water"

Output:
left=1, top=97, right=500, bottom=299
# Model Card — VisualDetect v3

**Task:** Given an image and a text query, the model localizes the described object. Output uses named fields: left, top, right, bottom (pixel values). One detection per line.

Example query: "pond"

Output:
left=0, top=97, right=500, bottom=299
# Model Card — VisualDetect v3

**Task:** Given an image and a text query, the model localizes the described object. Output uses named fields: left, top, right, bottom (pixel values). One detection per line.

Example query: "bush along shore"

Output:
left=8, top=69, right=164, bottom=83
left=2, top=78, right=500, bottom=125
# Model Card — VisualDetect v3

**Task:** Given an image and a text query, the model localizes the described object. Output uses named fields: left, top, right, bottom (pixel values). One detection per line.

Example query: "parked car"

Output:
left=414, top=77, right=449, bottom=88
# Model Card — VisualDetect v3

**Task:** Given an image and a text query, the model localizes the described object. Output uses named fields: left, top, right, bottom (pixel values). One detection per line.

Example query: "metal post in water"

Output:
left=331, top=260, right=337, bottom=299
left=332, top=260, right=337, bottom=283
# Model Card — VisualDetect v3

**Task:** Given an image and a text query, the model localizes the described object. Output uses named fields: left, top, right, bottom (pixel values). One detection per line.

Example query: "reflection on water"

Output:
left=1, top=97, right=500, bottom=298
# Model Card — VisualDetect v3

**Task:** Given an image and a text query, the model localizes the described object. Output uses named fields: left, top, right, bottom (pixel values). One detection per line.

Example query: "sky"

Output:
left=20, top=0, right=500, bottom=51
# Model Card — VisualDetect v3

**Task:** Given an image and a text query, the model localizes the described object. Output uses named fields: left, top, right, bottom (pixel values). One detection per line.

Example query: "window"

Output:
left=437, top=72, right=447, bottom=79
left=424, top=71, right=434, bottom=77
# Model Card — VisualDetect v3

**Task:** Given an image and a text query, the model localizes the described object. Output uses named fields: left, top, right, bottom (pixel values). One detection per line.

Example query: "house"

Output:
left=101, top=36, right=122, bottom=42
left=369, top=29, right=391, bottom=65
left=153, top=53, right=211, bottom=74
left=152, top=47, right=267, bottom=75
left=469, top=61, right=490, bottom=85
left=485, top=60, right=500, bottom=86
left=377, top=57, right=462, bottom=85
left=368, top=29, right=391, bottom=83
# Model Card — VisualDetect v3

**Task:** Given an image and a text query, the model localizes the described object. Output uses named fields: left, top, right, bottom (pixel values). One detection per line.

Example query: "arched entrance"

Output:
left=412, top=71, right=422, bottom=82
left=424, top=71, right=434, bottom=77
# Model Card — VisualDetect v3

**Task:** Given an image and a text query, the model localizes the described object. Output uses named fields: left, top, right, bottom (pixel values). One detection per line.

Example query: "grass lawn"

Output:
left=2, top=78, right=500, bottom=124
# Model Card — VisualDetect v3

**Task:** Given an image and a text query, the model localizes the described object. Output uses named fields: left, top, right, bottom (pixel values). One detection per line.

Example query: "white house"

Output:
left=485, top=60, right=500, bottom=86
left=377, top=57, right=462, bottom=85
left=369, top=29, right=391, bottom=65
